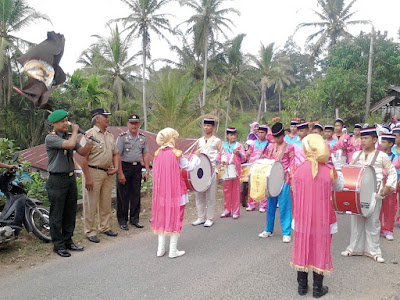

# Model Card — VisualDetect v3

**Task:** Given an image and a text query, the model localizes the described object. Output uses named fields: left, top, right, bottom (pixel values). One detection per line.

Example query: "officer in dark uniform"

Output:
left=45, top=110, right=92, bottom=257
left=116, top=114, right=150, bottom=230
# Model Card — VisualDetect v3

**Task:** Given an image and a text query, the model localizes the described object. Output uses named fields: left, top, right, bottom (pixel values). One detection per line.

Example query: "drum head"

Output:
left=266, top=161, right=285, bottom=197
left=189, top=154, right=212, bottom=192
left=359, top=166, right=377, bottom=216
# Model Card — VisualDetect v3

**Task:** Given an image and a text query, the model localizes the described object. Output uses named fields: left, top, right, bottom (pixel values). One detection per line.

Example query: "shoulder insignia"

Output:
left=50, top=130, right=57, bottom=136
left=119, top=131, right=128, bottom=136
left=139, top=132, right=145, bottom=137
left=172, top=148, right=182, bottom=158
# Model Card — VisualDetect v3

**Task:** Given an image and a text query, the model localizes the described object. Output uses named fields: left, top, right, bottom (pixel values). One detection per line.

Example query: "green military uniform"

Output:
left=45, top=111, right=81, bottom=251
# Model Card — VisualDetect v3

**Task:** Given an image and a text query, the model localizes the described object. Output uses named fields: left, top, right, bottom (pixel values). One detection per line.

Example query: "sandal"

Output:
left=373, top=255, right=385, bottom=263
left=341, top=250, right=351, bottom=257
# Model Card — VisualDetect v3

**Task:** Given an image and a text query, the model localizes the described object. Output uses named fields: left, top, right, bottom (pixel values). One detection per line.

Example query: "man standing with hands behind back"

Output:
left=116, top=114, right=150, bottom=230
left=80, top=108, right=119, bottom=243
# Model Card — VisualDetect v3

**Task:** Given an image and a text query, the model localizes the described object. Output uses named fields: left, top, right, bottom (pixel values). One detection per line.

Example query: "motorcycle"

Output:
left=0, top=167, right=51, bottom=243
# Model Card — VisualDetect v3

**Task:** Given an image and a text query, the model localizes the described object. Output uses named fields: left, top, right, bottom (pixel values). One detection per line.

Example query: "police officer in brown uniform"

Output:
left=80, top=108, right=119, bottom=243
left=116, top=114, right=150, bottom=230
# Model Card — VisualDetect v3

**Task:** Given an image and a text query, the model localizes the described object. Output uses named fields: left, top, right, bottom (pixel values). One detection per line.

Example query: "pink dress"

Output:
left=151, top=147, right=187, bottom=235
left=291, top=161, right=337, bottom=274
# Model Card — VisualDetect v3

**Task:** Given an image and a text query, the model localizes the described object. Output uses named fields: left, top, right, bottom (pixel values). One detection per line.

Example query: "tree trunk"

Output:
left=202, top=38, right=209, bottom=109
left=224, top=98, right=230, bottom=141
left=257, top=86, right=267, bottom=122
left=142, top=34, right=148, bottom=131
left=278, top=93, right=282, bottom=113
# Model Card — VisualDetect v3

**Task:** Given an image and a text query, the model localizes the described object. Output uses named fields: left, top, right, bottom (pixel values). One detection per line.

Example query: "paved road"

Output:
left=0, top=210, right=400, bottom=300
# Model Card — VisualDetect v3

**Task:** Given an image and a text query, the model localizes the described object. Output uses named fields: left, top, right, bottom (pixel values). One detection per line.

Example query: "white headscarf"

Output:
left=156, top=127, right=179, bottom=149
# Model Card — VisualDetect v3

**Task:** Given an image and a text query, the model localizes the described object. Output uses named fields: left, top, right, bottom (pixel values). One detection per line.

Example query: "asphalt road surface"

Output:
left=0, top=210, right=400, bottom=300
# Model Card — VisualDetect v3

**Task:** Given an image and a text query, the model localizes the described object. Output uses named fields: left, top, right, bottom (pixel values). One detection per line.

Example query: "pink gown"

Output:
left=291, top=161, right=337, bottom=275
left=151, top=147, right=187, bottom=234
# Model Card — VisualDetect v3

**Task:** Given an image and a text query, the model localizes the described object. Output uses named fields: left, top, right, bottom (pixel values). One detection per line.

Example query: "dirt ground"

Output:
left=0, top=187, right=229, bottom=273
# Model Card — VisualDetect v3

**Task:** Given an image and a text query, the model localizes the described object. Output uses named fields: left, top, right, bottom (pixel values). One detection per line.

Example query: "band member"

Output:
left=293, top=122, right=309, bottom=168
left=391, top=127, right=400, bottom=227
left=331, top=118, right=352, bottom=162
left=259, top=122, right=295, bottom=242
left=291, top=134, right=344, bottom=297
left=285, top=120, right=299, bottom=144
left=379, top=134, right=400, bottom=240
left=192, top=118, right=223, bottom=227
left=151, top=128, right=200, bottom=258
left=246, top=125, right=270, bottom=212
left=347, top=123, right=362, bottom=162
left=324, top=125, right=337, bottom=149
left=219, top=128, right=246, bottom=219
left=341, top=128, right=397, bottom=263
left=312, top=123, right=323, bottom=136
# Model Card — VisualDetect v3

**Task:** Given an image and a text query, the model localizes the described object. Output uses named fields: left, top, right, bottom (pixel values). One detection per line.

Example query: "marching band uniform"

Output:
left=342, top=128, right=397, bottom=263
left=346, top=124, right=362, bottom=162
left=291, top=134, right=344, bottom=297
left=379, top=134, right=400, bottom=240
left=259, top=123, right=295, bottom=242
left=219, top=128, right=246, bottom=219
left=151, top=128, right=200, bottom=258
left=391, top=127, right=400, bottom=227
left=246, top=125, right=269, bottom=211
left=324, top=125, right=337, bottom=149
left=193, top=118, right=223, bottom=227
left=285, top=121, right=299, bottom=144
left=246, top=122, right=259, bottom=144
left=331, top=118, right=353, bottom=163
left=293, top=122, right=309, bottom=169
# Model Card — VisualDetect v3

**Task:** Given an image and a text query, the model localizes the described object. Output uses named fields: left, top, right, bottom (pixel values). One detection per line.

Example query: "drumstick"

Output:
left=228, top=142, right=237, bottom=164
left=183, top=138, right=200, bottom=155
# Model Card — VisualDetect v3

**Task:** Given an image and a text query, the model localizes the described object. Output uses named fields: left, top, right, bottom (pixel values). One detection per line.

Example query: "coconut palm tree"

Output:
left=178, top=0, right=240, bottom=114
left=296, top=0, right=369, bottom=57
left=79, top=25, right=140, bottom=125
left=250, top=43, right=295, bottom=121
left=111, top=0, right=173, bottom=130
left=0, top=0, right=51, bottom=105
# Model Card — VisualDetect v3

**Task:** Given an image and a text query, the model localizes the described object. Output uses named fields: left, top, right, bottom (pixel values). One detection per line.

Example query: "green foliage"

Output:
left=23, top=172, right=48, bottom=206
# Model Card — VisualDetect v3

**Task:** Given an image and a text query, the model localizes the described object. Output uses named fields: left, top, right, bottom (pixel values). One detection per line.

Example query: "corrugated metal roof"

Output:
left=369, top=96, right=396, bottom=113
left=18, top=126, right=197, bottom=171
left=389, top=86, right=400, bottom=93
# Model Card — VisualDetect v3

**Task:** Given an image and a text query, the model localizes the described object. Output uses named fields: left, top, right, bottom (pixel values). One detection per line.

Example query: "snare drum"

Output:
left=181, top=154, right=213, bottom=192
left=219, top=164, right=237, bottom=181
left=332, top=165, right=377, bottom=217
left=249, top=159, right=285, bottom=200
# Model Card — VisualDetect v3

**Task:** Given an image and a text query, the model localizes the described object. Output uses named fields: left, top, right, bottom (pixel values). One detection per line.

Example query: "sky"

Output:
left=17, top=0, right=400, bottom=74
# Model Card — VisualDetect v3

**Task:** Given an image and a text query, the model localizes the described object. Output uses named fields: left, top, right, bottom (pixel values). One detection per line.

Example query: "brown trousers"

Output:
left=83, top=168, right=114, bottom=237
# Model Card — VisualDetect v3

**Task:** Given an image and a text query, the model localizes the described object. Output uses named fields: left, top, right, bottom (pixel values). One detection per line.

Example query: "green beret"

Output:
left=48, top=110, right=68, bottom=122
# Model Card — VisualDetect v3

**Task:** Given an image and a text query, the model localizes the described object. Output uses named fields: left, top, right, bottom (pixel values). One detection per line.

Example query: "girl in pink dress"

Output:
left=347, top=124, right=362, bottom=162
left=291, top=134, right=343, bottom=298
left=151, top=128, right=200, bottom=258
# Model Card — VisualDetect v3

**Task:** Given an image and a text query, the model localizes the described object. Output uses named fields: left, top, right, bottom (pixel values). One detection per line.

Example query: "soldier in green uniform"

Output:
left=116, top=114, right=150, bottom=230
left=45, top=110, right=93, bottom=257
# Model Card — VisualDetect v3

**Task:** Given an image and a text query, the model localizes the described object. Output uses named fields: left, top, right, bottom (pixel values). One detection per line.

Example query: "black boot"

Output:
left=297, top=271, right=308, bottom=296
left=313, top=272, right=328, bottom=298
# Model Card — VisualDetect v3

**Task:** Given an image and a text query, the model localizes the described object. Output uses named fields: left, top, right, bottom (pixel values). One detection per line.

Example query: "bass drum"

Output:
left=249, top=159, right=285, bottom=200
left=181, top=154, right=213, bottom=193
left=332, top=165, right=376, bottom=217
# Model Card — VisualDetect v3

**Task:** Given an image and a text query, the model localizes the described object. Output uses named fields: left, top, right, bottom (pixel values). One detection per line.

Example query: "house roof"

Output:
left=369, top=96, right=396, bottom=113
left=19, top=127, right=197, bottom=171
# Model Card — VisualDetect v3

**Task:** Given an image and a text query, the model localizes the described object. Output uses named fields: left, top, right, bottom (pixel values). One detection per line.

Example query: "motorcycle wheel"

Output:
left=28, top=206, right=51, bottom=242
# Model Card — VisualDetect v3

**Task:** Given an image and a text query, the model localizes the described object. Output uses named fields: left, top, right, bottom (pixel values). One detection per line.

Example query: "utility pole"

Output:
left=365, top=26, right=375, bottom=123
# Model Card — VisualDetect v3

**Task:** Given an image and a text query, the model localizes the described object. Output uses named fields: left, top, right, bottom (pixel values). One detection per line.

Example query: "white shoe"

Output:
left=282, top=235, right=291, bottom=243
left=258, top=231, right=273, bottom=238
left=204, top=219, right=214, bottom=227
left=157, top=234, right=166, bottom=257
left=373, top=255, right=385, bottom=263
left=385, top=234, right=394, bottom=241
left=259, top=208, right=266, bottom=213
left=169, top=233, right=185, bottom=258
left=341, top=250, right=351, bottom=257
left=246, top=207, right=255, bottom=211
left=192, top=218, right=206, bottom=226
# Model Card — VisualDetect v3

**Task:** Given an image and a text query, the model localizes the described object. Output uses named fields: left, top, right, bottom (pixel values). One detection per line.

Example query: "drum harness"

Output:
left=352, top=150, right=380, bottom=193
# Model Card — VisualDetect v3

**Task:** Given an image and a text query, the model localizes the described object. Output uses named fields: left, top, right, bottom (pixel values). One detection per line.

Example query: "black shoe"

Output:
left=103, top=230, right=118, bottom=237
left=54, top=249, right=71, bottom=257
left=313, top=272, right=328, bottom=298
left=67, top=243, right=84, bottom=251
left=297, top=271, right=308, bottom=296
left=120, top=224, right=129, bottom=230
left=87, top=236, right=100, bottom=243
left=131, top=222, right=144, bottom=228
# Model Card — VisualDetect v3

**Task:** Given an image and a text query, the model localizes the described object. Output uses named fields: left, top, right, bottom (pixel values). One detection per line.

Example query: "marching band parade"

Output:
left=39, top=108, right=400, bottom=298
